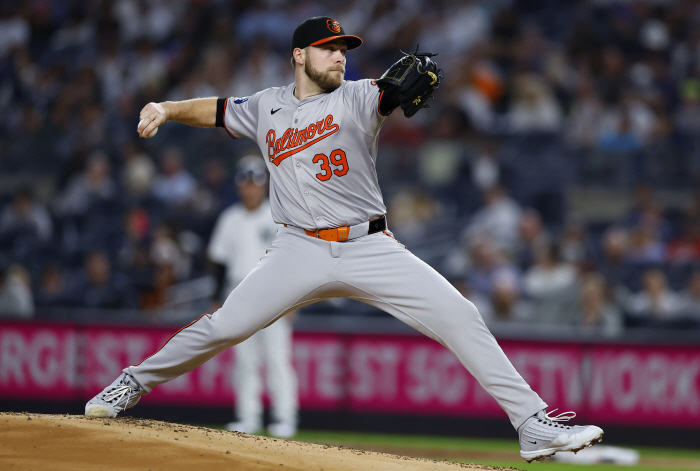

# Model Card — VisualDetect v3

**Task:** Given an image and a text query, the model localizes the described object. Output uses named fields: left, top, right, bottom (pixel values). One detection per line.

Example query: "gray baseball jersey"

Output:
left=222, top=80, right=386, bottom=230
left=124, top=79, right=548, bottom=431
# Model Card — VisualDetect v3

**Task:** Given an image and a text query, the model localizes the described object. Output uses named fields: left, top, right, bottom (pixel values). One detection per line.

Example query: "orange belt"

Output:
left=285, top=216, right=387, bottom=242
left=304, top=226, right=350, bottom=242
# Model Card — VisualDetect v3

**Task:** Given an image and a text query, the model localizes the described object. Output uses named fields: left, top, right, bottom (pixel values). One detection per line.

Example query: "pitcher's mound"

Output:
left=0, top=412, right=508, bottom=470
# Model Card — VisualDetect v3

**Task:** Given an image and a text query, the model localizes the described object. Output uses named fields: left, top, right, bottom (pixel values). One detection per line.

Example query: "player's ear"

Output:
left=292, top=47, right=305, bottom=67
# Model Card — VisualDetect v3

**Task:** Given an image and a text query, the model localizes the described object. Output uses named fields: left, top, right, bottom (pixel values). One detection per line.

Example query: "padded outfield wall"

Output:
left=2, top=319, right=699, bottom=434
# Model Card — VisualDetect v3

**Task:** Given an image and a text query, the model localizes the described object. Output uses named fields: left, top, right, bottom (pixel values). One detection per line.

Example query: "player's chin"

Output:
left=321, top=76, right=343, bottom=92
left=330, top=72, right=344, bottom=85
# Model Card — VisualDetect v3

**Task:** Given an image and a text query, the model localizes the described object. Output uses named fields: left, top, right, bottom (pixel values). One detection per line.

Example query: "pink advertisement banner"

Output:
left=1, top=321, right=699, bottom=428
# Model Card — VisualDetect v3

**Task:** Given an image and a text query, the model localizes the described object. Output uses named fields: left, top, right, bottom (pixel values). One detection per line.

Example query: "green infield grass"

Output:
left=203, top=424, right=700, bottom=470
left=289, top=430, right=700, bottom=471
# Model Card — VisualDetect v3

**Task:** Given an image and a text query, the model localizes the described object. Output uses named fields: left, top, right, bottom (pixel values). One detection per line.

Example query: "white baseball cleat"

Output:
left=268, top=422, right=297, bottom=439
left=225, top=421, right=263, bottom=435
left=85, top=373, right=145, bottom=418
left=519, top=409, right=603, bottom=463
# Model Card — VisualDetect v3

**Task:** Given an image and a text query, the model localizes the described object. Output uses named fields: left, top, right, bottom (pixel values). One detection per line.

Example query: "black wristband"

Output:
left=215, top=97, right=226, bottom=128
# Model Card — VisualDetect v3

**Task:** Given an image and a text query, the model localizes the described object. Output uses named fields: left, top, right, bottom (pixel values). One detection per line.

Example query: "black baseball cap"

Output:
left=291, top=17, right=362, bottom=54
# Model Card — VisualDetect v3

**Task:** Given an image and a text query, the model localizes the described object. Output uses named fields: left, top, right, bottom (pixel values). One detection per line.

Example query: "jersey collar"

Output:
left=289, top=82, right=343, bottom=105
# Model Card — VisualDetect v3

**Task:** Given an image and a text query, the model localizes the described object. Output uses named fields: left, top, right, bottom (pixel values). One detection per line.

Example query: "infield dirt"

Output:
left=0, top=412, right=516, bottom=471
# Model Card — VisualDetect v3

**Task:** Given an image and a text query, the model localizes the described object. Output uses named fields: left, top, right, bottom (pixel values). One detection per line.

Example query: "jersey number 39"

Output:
left=313, top=149, right=348, bottom=181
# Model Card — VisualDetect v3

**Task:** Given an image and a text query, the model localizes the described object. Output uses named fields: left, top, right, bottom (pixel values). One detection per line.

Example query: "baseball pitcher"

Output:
left=86, top=16, right=603, bottom=462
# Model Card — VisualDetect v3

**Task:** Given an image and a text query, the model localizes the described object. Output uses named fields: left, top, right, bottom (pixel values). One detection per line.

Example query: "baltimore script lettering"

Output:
left=266, top=114, right=339, bottom=166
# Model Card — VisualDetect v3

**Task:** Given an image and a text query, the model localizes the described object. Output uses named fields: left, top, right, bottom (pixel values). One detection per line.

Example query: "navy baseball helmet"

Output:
left=235, top=155, right=268, bottom=186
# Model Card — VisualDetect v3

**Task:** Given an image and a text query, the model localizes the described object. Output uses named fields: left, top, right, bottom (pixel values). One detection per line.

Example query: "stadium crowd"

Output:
left=1, top=0, right=699, bottom=334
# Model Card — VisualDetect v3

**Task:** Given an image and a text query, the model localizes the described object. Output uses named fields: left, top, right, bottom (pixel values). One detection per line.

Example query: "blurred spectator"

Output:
left=523, top=243, right=578, bottom=300
left=228, top=39, right=293, bottom=97
left=688, top=190, right=700, bottom=222
left=113, top=0, right=184, bottom=44
left=34, top=263, right=68, bottom=308
left=0, top=5, right=29, bottom=58
left=576, top=272, right=623, bottom=337
left=184, top=158, right=236, bottom=220
left=464, top=185, right=522, bottom=254
left=626, top=183, right=672, bottom=238
left=167, top=69, right=217, bottom=104
left=150, top=222, right=190, bottom=282
left=377, top=113, right=425, bottom=181
left=55, top=150, right=119, bottom=217
left=678, top=271, right=700, bottom=320
left=523, top=243, right=579, bottom=325
left=98, top=34, right=131, bottom=104
left=77, top=101, right=107, bottom=150
left=198, top=157, right=237, bottom=214
left=54, top=149, right=123, bottom=260
left=195, top=45, right=234, bottom=96
left=0, top=263, right=34, bottom=318
left=567, top=75, right=604, bottom=149
left=465, top=237, right=521, bottom=300
left=599, top=92, right=656, bottom=150
left=626, top=268, right=685, bottom=320
left=388, top=187, right=443, bottom=240
left=118, top=206, right=151, bottom=268
left=559, top=216, right=596, bottom=268
left=455, top=60, right=500, bottom=132
left=665, top=217, right=700, bottom=264
left=417, top=132, right=468, bottom=191
left=598, top=107, right=643, bottom=153
left=626, top=225, right=665, bottom=265
left=120, top=142, right=156, bottom=202
left=620, top=169, right=649, bottom=216
left=125, top=242, right=158, bottom=310
left=486, top=269, right=533, bottom=324
left=130, top=40, right=168, bottom=92
left=470, top=138, right=500, bottom=192
left=595, top=90, right=657, bottom=185
left=416, top=0, right=490, bottom=60
left=151, top=147, right=197, bottom=208
left=64, top=251, right=135, bottom=309
left=675, top=75, right=700, bottom=134
left=598, top=226, right=634, bottom=301
left=49, top=9, right=94, bottom=53
left=0, top=187, right=53, bottom=258
left=508, top=73, right=563, bottom=133
left=234, top=3, right=295, bottom=47
left=515, top=208, right=549, bottom=271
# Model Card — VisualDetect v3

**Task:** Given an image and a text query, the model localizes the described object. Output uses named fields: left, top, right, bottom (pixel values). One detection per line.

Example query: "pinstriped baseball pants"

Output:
left=126, top=226, right=547, bottom=430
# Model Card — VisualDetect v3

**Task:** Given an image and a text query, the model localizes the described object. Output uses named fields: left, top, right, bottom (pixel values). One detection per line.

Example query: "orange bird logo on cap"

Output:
left=327, top=19, right=341, bottom=33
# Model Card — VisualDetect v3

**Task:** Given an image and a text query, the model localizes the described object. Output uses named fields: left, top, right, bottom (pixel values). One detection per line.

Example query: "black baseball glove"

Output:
left=376, top=48, right=442, bottom=118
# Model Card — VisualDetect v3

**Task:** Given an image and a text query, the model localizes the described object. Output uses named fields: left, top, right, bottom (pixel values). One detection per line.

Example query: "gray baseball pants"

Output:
left=126, top=226, right=547, bottom=430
